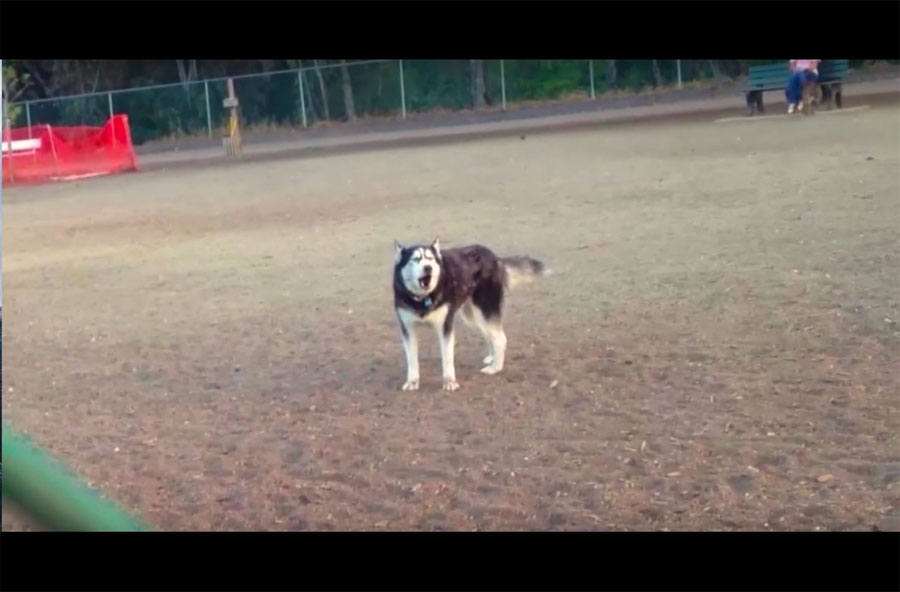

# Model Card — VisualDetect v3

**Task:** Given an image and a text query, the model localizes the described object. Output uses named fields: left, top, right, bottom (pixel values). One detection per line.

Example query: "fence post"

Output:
left=399, top=60, right=407, bottom=119
left=108, top=92, right=114, bottom=118
left=589, top=60, right=596, bottom=100
left=204, top=81, right=213, bottom=138
left=26, top=101, right=32, bottom=139
left=500, top=60, right=506, bottom=111
left=297, top=69, right=308, bottom=128
left=676, top=60, right=682, bottom=89
left=4, top=110, right=14, bottom=182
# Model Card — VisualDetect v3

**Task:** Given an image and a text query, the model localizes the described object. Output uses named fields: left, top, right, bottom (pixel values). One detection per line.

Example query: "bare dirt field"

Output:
left=3, top=99, right=899, bottom=531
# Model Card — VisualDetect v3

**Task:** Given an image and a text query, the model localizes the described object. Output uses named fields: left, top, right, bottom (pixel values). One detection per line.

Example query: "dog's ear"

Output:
left=431, top=236, right=441, bottom=259
left=394, top=240, right=404, bottom=264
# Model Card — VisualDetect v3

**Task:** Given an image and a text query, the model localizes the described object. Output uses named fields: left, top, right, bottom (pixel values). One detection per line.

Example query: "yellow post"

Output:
left=222, top=78, right=242, bottom=157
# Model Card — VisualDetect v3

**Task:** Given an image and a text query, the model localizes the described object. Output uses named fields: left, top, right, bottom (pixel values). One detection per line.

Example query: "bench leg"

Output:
left=755, top=92, right=765, bottom=115
left=834, top=83, right=843, bottom=109
left=821, top=85, right=834, bottom=110
left=745, top=92, right=757, bottom=116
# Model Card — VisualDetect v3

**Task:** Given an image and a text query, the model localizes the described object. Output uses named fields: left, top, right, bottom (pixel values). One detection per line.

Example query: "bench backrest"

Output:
left=818, top=59, right=848, bottom=82
left=747, top=63, right=790, bottom=89
left=746, top=59, right=849, bottom=89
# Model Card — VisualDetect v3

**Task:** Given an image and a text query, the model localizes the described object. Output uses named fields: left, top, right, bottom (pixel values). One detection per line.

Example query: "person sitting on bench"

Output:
left=786, top=59, right=820, bottom=114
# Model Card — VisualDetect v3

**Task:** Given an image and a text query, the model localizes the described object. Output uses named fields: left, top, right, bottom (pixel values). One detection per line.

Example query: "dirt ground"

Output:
left=2, top=100, right=899, bottom=531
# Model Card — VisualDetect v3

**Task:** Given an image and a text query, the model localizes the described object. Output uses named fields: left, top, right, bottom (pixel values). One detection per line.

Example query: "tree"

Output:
left=312, top=60, right=330, bottom=120
left=287, top=60, right=319, bottom=121
left=651, top=60, right=663, bottom=87
left=2, top=65, right=32, bottom=125
left=469, top=59, right=487, bottom=109
left=20, top=60, right=104, bottom=97
left=606, top=60, right=617, bottom=88
left=340, top=60, right=356, bottom=121
left=707, top=60, right=727, bottom=81
left=175, top=60, right=198, bottom=92
left=303, top=67, right=318, bottom=121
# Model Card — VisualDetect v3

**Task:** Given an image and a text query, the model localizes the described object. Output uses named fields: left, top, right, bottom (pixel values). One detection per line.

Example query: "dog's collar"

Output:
left=411, top=294, right=434, bottom=309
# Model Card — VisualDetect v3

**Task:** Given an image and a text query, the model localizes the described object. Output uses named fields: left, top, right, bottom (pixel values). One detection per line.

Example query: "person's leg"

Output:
left=785, top=72, right=802, bottom=112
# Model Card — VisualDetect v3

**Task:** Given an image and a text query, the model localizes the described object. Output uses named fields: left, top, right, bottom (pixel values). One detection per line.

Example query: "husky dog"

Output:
left=393, top=238, right=548, bottom=391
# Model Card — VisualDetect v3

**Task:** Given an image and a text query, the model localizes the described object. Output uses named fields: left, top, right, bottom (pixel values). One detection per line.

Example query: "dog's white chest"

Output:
left=398, top=303, right=449, bottom=328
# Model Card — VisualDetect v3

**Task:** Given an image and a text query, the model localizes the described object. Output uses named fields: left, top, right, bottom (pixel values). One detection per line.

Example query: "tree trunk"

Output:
left=175, top=59, right=197, bottom=93
left=312, top=60, right=330, bottom=120
left=339, top=60, right=356, bottom=121
left=302, top=67, right=318, bottom=120
left=707, top=60, right=726, bottom=81
left=287, top=60, right=318, bottom=121
left=651, top=59, right=663, bottom=87
left=469, top=59, right=487, bottom=109
left=606, top=60, right=617, bottom=88
left=21, top=60, right=56, bottom=96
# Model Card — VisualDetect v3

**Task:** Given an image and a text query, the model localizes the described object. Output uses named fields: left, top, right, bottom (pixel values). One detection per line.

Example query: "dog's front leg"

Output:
left=398, top=316, right=419, bottom=391
left=437, top=315, right=459, bottom=391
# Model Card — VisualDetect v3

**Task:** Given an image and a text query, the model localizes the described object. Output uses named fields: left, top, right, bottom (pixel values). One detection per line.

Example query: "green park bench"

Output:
left=743, top=59, right=849, bottom=116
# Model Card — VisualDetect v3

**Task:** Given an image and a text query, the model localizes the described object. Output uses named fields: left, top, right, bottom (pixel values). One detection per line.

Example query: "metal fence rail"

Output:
left=2, top=422, right=148, bottom=531
left=9, top=60, right=705, bottom=146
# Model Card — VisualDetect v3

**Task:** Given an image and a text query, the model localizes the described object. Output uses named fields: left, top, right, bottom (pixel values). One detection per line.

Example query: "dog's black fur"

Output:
left=394, top=244, right=508, bottom=336
left=393, top=240, right=546, bottom=390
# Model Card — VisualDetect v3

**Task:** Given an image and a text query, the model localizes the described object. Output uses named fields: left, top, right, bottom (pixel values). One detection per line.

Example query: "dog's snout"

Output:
left=423, top=265, right=432, bottom=274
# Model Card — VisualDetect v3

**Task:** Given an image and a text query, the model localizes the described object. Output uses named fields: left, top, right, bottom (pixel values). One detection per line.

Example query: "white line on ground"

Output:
left=715, top=105, right=871, bottom=124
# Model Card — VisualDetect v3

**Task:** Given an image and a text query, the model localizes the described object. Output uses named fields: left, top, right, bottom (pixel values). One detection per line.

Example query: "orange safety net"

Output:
left=2, top=114, right=139, bottom=186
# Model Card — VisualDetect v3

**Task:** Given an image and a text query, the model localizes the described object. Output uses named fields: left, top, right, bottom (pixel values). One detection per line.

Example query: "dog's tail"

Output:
left=502, top=255, right=550, bottom=289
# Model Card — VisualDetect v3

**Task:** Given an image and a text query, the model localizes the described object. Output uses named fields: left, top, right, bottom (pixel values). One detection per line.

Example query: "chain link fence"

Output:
left=8, top=60, right=779, bottom=146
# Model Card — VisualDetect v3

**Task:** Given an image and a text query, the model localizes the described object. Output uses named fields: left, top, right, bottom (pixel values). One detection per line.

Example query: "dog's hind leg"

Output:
left=480, top=321, right=507, bottom=375
left=469, top=303, right=507, bottom=375
left=472, top=280, right=507, bottom=374
left=462, top=302, right=495, bottom=366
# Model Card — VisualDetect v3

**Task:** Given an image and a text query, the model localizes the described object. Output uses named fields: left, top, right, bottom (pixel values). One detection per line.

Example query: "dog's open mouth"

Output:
left=418, top=275, right=432, bottom=289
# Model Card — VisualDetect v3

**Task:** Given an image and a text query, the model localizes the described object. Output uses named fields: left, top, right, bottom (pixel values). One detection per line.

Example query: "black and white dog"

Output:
left=393, top=238, right=548, bottom=391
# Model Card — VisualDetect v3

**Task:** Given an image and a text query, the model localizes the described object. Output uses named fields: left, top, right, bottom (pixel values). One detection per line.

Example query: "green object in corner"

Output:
left=2, top=423, right=148, bottom=531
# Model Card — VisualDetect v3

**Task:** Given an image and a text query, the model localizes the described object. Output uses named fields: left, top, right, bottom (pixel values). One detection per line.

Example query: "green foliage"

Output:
left=2, top=65, right=31, bottom=123
left=403, top=60, right=471, bottom=112
left=495, top=60, right=589, bottom=101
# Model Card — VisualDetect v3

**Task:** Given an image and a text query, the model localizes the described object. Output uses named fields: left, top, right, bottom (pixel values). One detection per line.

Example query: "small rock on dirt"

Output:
left=816, top=474, right=834, bottom=483
left=548, top=512, right=567, bottom=527
left=728, top=474, right=754, bottom=494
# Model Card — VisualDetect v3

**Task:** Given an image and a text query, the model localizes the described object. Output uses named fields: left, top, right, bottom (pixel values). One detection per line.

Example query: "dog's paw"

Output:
left=482, top=354, right=494, bottom=366
left=480, top=365, right=502, bottom=375
left=442, top=379, right=460, bottom=391
left=401, top=379, right=419, bottom=391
